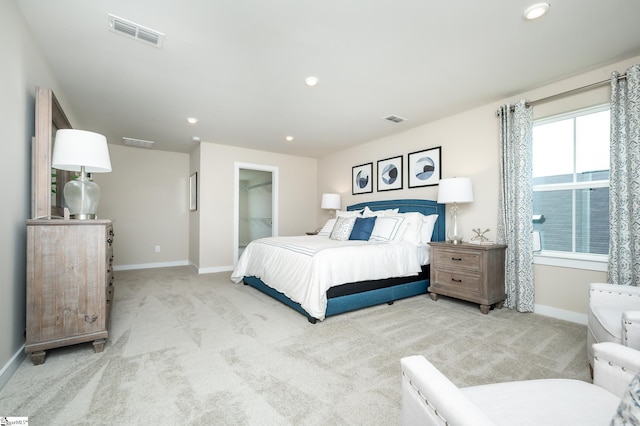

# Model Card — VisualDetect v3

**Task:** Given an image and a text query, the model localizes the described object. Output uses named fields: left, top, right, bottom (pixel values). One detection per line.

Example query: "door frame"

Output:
left=234, top=162, right=279, bottom=263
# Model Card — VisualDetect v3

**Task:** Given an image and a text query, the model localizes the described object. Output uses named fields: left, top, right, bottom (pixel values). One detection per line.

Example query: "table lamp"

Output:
left=437, top=177, right=474, bottom=244
left=321, top=193, right=341, bottom=218
left=52, top=129, right=112, bottom=219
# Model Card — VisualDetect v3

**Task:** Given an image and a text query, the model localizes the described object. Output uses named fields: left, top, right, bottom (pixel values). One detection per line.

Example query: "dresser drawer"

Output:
left=433, top=248, right=482, bottom=272
left=432, top=269, right=483, bottom=296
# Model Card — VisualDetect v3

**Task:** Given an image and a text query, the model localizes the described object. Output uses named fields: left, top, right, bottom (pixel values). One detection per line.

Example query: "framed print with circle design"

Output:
left=408, top=147, right=441, bottom=188
left=377, top=155, right=403, bottom=191
left=352, top=162, right=373, bottom=194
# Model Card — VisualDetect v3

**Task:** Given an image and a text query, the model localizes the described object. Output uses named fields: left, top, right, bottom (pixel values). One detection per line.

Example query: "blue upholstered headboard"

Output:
left=346, top=199, right=446, bottom=242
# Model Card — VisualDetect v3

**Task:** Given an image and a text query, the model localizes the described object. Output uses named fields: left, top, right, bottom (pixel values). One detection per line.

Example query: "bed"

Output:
left=231, top=199, right=446, bottom=323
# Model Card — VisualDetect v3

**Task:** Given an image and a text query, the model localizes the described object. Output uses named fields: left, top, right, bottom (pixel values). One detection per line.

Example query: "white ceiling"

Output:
left=17, top=0, right=640, bottom=158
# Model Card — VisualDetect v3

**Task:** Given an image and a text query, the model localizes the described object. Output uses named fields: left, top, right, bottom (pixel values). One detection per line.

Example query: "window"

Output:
left=532, top=105, right=610, bottom=266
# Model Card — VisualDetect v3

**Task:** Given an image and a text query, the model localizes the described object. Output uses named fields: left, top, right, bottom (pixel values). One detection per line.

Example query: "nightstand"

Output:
left=428, top=241, right=507, bottom=314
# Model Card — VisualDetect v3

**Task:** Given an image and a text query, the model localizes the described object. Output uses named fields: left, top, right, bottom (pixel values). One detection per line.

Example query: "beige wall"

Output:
left=94, top=144, right=190, bottom=269
left=195, top=142, right=318, bottom=272
left=0, top=0, right=79, bottom=385
left=319, top=54, right=640, bottom=320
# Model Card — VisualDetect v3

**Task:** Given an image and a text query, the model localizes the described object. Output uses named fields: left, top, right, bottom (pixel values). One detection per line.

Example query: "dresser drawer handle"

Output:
left=451, top=278, right=462, bottom=283
left=451, top=257, right=462, bottom=261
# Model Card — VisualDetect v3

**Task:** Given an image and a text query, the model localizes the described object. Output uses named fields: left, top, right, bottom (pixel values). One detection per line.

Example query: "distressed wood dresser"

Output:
left=25, top=219, right=114, bottom=365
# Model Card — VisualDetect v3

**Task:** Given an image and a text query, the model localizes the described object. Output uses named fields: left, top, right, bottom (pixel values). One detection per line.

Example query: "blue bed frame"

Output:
left=243, top=199, right=446, bottom=323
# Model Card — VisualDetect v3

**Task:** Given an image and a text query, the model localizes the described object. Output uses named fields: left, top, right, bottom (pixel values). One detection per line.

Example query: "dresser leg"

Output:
left=495, top=301, right=505, bottom=309
left=479, top=304, right=491, bottom=315
left=93, top=339, right=106, bottom=353
left=30, top=351, right=46, bottom=365
left=429, top=293, right=439, bottom=301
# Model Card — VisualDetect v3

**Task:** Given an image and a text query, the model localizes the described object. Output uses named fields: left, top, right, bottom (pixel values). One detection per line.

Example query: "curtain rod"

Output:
left=496, top=73, right=627, bottom=115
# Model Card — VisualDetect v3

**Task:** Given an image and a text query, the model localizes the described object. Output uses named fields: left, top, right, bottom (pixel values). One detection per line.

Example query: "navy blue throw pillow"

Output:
left=349, top=217, right=377, bottom=240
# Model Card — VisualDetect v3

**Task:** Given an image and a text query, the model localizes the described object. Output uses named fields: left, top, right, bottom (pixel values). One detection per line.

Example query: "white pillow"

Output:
left=396, top=212, right=424, bottom=245
left=330, top=216, right=357, bottom=241
left=369, top=216, right=406, bottom=242
left=318, top=218, right=337, bottom=236
left=421, top=214, right=439, bottom=243
left=336, top=209, right=362, bottom=218
left=362, top=206, right=400, bottom=217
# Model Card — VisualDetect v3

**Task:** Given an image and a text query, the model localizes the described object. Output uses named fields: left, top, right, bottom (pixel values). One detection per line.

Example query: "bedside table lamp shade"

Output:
left=321, top=193, right=341, bottom=218
left=52, top=129, right=112, bottom=219
left=437, top=177, right=473, bottom=244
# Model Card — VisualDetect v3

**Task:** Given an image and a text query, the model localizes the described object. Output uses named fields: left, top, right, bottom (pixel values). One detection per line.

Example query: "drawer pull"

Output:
left=451, top=257, right=462, bottom=261
left=451, top=278, right=462, bottom=283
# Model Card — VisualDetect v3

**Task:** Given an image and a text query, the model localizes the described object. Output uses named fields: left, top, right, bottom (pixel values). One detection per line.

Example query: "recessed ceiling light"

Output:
left=304, top=76, right=319, bottom=87
left=523, top=3, right=550, bottom=20
left=192, top=136, right=201, bottom=142
left=187, top=117, right=198, bottom=124
left=285, top=136, right=294, bottom=142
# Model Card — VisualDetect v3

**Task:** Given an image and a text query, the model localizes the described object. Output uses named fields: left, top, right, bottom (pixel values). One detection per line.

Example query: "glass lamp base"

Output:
left=63, top=169, right=101, bottom=220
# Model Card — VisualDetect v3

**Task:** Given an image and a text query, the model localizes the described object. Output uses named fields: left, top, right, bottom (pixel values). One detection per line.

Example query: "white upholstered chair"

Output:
left=588, top=282, right=640, bottom=370
left=400, top=342, right=640, bottom=426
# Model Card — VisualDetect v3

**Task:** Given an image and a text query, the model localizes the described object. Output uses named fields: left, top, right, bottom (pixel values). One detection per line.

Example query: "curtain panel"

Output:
left=497, top=100, right=534, bottom=311
left=609, top=64, right=640, bottom=286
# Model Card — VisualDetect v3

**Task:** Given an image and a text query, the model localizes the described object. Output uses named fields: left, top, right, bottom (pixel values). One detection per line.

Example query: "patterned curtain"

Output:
left=609, top=64, right=640, bottom=286
left=497, top=100, right=534, bottom=311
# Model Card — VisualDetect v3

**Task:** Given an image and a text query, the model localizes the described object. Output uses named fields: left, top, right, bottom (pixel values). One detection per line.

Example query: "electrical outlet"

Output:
left=155, top=245, right=161, bottom=253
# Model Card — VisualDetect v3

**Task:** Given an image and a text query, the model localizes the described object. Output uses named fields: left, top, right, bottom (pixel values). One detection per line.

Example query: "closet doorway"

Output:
left=234, top=163, right=279, bottom=263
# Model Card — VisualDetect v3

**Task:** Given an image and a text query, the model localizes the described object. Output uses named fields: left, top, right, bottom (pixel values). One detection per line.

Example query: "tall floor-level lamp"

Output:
left=52, top=129, right=112, bottom=220
left=321, top=193, right=341, bottom=218
left=437, top=177, right=474, bottom=244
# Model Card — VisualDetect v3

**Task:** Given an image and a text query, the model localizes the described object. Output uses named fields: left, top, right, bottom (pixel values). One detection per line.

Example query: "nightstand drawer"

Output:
left=432, top=270, right=483, bottom=295
left=433, top=249, right=482, bottom=272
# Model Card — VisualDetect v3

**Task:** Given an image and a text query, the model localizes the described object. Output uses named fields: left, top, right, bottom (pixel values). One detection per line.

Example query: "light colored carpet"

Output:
left=0, top=266, right=590, bottom=425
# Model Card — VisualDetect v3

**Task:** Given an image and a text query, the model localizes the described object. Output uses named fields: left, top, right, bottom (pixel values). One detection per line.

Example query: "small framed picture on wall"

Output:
left=189, top=172, right=198, bottom=211
left=377, top=155, right=403, bottom=191
left=352, top=162, right=373, bottom=194
left=408, top=147, right=441, bottom=188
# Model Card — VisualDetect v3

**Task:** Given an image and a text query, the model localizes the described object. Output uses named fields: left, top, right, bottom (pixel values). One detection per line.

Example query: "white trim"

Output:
left=234, top=162, right=279, bottom=266
left=198, top=265, right=234, bottom=274
left=113, top=260, right=189, bottom=271
left=534, top=304, right=587, bottom=325
left=534, top=252, right=608, bottom=272
left=0, top=345, right=25, bottom=391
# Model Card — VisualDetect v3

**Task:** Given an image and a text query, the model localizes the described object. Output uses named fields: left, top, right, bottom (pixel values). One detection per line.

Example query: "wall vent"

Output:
left=122, top=137, right=155, bottom=149
left=108, top=14, right=165, bottom=48
left=383, top=115, right=408, bottom=124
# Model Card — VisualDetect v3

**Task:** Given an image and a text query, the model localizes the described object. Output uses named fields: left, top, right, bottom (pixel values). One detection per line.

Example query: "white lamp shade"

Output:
left=52, top=129, right=112, bottom=173
left=437, top=177, right=474, bottom=204
left=321, top=193, right=341, bottom=210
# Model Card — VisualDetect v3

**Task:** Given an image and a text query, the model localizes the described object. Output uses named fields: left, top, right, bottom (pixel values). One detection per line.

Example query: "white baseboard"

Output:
left=113, top=260, right=189, bottom=271
left=198, top=265, right=234, bottom=274
left=0, top=345, right=25, bottom=391
left=534, top=304, right=587, bottom=325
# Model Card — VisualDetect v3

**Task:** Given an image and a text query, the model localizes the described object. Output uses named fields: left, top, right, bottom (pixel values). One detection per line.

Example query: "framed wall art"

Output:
left=189, top=172, right=198, bottom=211
left=408, top=146, right=441, bottom=188
left=352, top=162, right=373, bottom=194
left=377, top=155, right=403, bottom=191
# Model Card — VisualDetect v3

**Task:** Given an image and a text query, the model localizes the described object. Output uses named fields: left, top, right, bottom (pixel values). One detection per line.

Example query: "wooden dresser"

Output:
left=25, top=219, right=114, bottom=365
left=428, top=241, right=507, bottom=314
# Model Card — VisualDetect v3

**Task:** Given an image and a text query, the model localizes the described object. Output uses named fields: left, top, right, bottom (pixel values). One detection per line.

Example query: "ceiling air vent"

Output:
left=383, top=115, right=408, bottom=124
left=108, top=14, right=165, bottom=48
left=122, top=137, right=155, bottom=149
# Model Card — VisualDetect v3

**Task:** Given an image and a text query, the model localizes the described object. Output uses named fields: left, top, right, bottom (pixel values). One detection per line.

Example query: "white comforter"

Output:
left=231, top=235, right=423, bottom=320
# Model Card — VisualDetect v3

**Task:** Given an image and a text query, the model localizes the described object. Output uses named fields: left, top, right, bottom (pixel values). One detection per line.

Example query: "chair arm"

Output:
left=401, top=355, right=495, bottom=426
left=622, top=310, right=640, bottom=350
left=593, top=342, right=640, bottom=398
left=589, top=283, right=640, bottom=310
